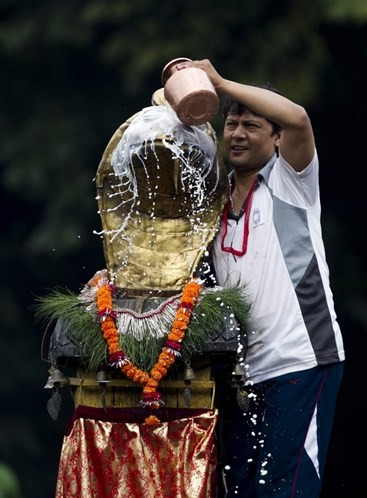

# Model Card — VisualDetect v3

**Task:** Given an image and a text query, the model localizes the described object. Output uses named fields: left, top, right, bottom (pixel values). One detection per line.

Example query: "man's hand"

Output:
left=191, top=59, right=225, bottom=93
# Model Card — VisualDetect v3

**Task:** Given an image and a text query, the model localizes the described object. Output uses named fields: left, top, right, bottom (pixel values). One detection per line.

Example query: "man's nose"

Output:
left=232, top=125, right=245, bottom=138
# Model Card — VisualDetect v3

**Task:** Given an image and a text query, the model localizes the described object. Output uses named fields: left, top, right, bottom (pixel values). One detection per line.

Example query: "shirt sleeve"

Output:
left=269, top=149, right=319, bottom=208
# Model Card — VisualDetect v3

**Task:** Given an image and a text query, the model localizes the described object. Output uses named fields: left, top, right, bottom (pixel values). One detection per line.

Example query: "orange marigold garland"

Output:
left=95, top=278, right=202, bottom=425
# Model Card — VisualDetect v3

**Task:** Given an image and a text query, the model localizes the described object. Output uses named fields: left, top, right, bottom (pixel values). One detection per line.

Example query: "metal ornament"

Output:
left=183, top=360, right=196, bottom=407
left=230, top=357, right=250, bottom=412
left=183, top=387, right=192, bottom=408
left=183, top=362, right=196, bottom=382
left=96, top=370, right=110, bottom=411
left=232, top=359, right=247, bottom=378
left=236, top=387, right=250, bottom=413
left=44, top=366, right=68, bottom=389
left=44, top=366, right=68, bottom=420
left=47, top=389, right=62, bottom=421
left=96, top=369, right=110, bottom=384
left=44, top=375, right=56, bottom=390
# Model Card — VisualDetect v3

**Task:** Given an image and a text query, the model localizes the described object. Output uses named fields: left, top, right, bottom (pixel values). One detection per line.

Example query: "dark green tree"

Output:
left=0, top=1, right=366, bottom=496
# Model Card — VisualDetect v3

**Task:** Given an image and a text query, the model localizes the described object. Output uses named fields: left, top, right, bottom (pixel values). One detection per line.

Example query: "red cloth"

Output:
left=56, top=406, right=218, bottom=498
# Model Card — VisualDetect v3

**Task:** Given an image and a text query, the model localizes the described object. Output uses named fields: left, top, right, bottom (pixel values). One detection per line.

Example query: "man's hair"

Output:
left=220, top=82, right=283, bottom=136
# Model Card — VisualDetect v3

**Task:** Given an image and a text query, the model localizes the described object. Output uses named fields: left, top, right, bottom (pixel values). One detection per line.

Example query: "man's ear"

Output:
left=274, top=132, right=282, bottom=148
left=274, top=132, right=281, bottom=156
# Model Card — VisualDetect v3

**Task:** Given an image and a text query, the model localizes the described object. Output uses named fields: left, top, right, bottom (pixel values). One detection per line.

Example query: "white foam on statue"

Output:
left=111, top=104, right=219, bottom=209
left=94, top=104, right=221, bottom=270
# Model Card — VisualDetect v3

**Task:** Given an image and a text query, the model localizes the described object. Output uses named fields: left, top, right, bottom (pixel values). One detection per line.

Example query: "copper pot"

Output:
left=161, top=57, right=219, bottom=126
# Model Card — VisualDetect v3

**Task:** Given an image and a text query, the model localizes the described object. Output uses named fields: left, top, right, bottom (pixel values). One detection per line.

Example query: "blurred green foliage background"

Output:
left=1, top=0, right=366, bottom=496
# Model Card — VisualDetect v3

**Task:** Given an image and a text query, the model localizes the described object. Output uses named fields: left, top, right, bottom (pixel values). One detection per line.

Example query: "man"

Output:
left=185, top=59, right=345, bottom=497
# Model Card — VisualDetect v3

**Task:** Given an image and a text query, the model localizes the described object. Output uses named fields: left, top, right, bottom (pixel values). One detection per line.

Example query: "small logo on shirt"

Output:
left=253, top=208, right=261, bottom=226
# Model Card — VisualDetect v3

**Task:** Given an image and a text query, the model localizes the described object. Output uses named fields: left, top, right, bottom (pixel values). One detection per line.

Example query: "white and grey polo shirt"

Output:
left=212, top=152, right=345, bottom=384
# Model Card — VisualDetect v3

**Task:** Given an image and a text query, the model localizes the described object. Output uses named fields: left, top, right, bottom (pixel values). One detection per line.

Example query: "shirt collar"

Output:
left=228, top=153, right=277, bottom=186
left=257, top=153, right=277, bottom=184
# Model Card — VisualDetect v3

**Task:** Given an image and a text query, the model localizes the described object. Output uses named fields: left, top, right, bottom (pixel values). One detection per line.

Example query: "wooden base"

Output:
left=69, top=364, right=215, bottom=410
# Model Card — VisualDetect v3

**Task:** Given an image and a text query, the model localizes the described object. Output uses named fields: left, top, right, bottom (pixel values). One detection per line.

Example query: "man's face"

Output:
left=223, top=111, right=280, bottom=174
